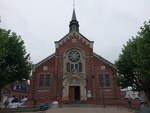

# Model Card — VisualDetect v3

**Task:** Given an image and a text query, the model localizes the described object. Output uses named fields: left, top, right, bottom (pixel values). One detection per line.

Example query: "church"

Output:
left=29, top=9, right=121, bottom=105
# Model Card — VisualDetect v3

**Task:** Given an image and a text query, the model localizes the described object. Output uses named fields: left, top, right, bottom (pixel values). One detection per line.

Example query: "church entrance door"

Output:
left=69, top=86, right=80, bottom=101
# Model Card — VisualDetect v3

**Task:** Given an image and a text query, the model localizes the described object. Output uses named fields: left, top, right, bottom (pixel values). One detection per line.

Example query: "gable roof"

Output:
left=93, top=53, right=116, bottom=69
left=55, top=32, right=94, bottom=48
left=34, top=53, right=55, bottom=69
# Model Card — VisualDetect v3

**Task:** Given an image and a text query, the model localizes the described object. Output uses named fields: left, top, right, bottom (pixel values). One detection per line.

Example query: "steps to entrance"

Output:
left=62, top=101, right=85, bottom=104
left=62, top=101, right=105, bottom=107
left=63, top=103, right=104, bottom=107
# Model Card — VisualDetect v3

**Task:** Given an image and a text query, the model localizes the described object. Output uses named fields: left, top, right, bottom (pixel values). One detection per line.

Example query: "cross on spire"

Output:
left=73, top=0, right=75, bottom=9
left=72, top=0, right=77, bottom=21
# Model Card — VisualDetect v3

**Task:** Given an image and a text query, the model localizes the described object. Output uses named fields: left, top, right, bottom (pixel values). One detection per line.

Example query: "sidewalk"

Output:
left=23, top=106, right=136, bottom=113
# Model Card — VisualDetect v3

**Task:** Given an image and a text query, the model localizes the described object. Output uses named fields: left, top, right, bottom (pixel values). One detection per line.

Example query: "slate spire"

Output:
left=69, top=9, right=79, bottom=32
left=72, top=9, right=77, bottom=21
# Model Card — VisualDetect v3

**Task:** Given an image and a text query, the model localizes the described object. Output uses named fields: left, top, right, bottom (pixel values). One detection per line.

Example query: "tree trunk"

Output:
left=0, top=88, right=2, bottom=102
left=145, top=92, right=150, bottom=106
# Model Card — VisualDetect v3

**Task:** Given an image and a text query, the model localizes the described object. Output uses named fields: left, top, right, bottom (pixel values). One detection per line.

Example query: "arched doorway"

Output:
left=62, top=75, right=87, bottom=102
left=69, top=86, right=80, bottom=101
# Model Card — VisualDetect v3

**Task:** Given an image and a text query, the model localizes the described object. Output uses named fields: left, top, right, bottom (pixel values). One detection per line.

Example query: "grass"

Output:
left=0, top=106, right=42, bottom=112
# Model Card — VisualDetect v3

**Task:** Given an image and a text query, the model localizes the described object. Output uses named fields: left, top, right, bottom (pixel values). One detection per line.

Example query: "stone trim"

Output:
left=33, top=53, right=55, bottom=69
left=55, top=32, right=94, bottom=49
left=93, top=53, right=116, bottom=69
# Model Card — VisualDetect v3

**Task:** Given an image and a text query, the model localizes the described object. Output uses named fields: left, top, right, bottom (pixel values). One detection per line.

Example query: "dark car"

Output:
left=39, top=102, right=52, bottom=110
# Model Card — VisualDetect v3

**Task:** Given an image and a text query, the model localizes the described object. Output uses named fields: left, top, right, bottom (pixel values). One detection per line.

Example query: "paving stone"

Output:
left=140, top=107, right=150, bottom=113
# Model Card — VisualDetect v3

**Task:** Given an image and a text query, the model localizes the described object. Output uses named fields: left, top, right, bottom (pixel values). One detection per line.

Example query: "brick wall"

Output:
left=27, top=33, right=122, bottom=106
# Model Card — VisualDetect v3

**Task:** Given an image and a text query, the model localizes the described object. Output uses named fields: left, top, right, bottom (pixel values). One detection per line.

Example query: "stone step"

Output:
left=63, top=101, right=85, bottom=104
left=63, top=104, right=104, bottom=107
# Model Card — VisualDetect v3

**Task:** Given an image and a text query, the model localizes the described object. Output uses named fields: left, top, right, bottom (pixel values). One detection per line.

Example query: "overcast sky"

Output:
left=0, top=0, right=150, bottom=64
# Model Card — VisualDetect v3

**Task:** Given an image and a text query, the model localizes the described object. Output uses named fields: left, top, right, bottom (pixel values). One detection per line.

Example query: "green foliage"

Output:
left=0, top=28, right=32, bottom=89
left=115, top=20, right=150, bottom=90
left=115, top=20, right=150, bottom=103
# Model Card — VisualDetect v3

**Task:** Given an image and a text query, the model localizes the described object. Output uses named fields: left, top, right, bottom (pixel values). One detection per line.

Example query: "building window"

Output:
left=65, top=49, right=84, bottom=73
left=39, top=75, right=44, bottom=87
left=71, top=64, right=75, bottom=72
left=39, top=74, right=50, bottom=88
left=66, top=63, right=71, bottom=72
left=12, top=81, right=27, bottom=92
left=66, top=62, right=82, bottom=73
left=99, top=73, right=110, bottom=88
left=79, top=62, right=82, bottom=72
left=45, top=75, right=50, bottom=87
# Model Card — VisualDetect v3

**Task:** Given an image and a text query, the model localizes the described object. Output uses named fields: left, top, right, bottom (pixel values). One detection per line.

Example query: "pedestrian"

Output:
left=128, top=97, right=132, bottom=108
left=4, top=97, right=9, bottom=108
left=139, top=94, right=145, bottom=109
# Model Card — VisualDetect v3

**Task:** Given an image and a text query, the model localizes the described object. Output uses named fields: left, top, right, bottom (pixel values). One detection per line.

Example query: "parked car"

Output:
left=39, top=102, right=52, bottom=110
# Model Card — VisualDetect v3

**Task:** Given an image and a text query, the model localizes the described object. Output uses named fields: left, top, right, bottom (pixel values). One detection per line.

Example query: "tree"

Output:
left=115, top=20, right=150, bottom=105
left=0, top=29, right=32, bottom=90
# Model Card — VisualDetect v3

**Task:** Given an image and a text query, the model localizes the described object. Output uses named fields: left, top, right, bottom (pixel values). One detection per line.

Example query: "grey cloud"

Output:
left=0, top=0, right=150, bottom=63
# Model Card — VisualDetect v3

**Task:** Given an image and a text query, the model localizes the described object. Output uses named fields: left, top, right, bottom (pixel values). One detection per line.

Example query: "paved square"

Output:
left=44, top=107, right=135, bottom=113
left=22, top=106, right=136, bottom=113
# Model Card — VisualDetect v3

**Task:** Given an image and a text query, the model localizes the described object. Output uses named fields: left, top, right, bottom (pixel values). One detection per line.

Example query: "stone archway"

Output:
left=62, top=74, right=87, bottom=101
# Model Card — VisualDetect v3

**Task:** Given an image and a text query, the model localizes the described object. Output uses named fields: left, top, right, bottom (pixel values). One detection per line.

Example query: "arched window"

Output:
left=66, top=63, right=71, bottom=72
left=66, top=62, right=82, bottom=73
left=65, top=49, right=83, bottom=73
left=79, top=62, right=82, bottom=72
left=75, top=64, right=78, bottom=71
left=71, top=64, right=75, bottom=72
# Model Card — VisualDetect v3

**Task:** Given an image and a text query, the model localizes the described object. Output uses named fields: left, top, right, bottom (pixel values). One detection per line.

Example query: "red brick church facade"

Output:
left=28, top=9, right=121, bottom=105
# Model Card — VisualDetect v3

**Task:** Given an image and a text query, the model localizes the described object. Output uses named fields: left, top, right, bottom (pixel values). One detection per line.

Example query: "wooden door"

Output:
left=69, top=86, right=75, bottom=101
